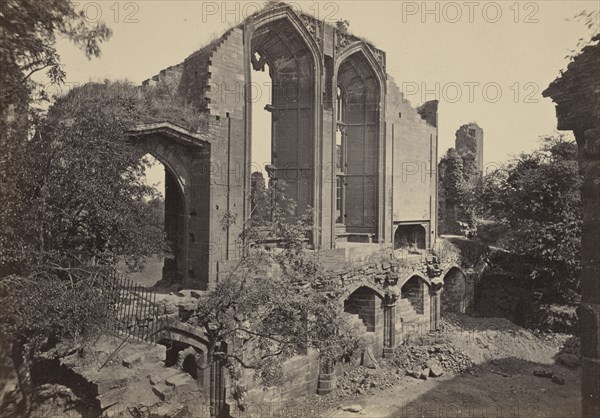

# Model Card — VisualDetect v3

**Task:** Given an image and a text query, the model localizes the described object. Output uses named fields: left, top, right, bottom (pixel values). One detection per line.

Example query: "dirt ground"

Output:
left=329, top=314, right=580, bottom=418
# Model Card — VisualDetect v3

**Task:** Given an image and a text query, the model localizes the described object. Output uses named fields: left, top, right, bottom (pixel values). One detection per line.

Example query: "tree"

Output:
left=250, top=171, right=269, bottom=223
left=0, top=82, right=172, bottom=276
left=474, top=135, right=583, bottom=301
left=0, top=80, right=208, bottom=413
left=1, top=3, right=114, bottom=411
left=0, top=0, right=111, bottom=115
left=196, top=180, right=363, bottom=411
left=438, top=148, right=478, bottom=233
left=439, top=148, right=467, bottom=203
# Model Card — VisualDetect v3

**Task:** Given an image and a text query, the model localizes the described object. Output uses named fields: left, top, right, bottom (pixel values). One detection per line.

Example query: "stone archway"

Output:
left=156, top=322, right=226, bottom=417
left=343, top=285, right=384, bottom=357
left=441, top=266, right=467, bottom=313
left=398, top=275, right=431, bottom=339
left=333, top=43, right=386, bottom=244
left=126, top=123, right=212, bottom=288
left=246, top=11, right=320, bottom=228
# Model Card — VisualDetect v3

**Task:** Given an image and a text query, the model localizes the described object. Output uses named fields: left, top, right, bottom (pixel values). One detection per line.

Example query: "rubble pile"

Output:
left=336, top=365, right=399, bottom=396
left=558, top=336, right=580, bottom=357
left=393, top=344, right=474, bottom=376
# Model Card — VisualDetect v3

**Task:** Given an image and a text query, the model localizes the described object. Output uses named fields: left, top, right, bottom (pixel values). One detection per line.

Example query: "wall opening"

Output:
left=336, top=87, right=346, bottom=225
left=250, top=52, right=272, bottom=183
left=124, top=154, right=185, bottom=286
left=401, top=276, right=425, bottom=314
left=344, top=286, right=381, bottom=332
left=442, top=268, right=467, bottom=313
left=249, top=18, right=316, bottom=220
left=336, top=51, right=380, bottom=234
left=394, top=224, right=426, bottom=250
left=250, top=52, right=273, bottom=223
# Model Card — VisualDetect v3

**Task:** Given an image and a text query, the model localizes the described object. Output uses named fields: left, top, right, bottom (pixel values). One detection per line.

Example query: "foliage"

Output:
left=0, top=78, right=211, bottom=376
left=0, top=0, right=112, bottom=124
left=0, top=82, right=173, bottom=276
left=250, top=171, right=269, bottom=224
left=438, top=148, right=480, bottom=228
left=0, top=267, right=120, bottom=351
left=473, top=135, right=582, bottom=301
left=439, top=149, right=467, bottom=204
left=196, top=180, right=363, bottom=408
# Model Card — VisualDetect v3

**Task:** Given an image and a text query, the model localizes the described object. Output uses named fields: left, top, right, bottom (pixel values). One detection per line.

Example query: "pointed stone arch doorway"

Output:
left=127, top=122, right=212, bottom=289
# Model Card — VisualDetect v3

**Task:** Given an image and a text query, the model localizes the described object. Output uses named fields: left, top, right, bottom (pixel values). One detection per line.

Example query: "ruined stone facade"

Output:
left=455, top=123, right=484, bottom=175
left=128, top=4, right=439, bottom=291
left=117, top=5, right=467, bottom=409
left=543, top=38, right=600, bottom=418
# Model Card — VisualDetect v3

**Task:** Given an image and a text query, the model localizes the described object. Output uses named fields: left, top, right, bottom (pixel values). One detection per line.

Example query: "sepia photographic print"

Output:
left=0, top=1, right=599, bottom=417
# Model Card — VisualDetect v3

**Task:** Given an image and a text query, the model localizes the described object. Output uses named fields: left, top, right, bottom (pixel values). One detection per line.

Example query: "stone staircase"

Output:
left=343, top=312, right=377, bottom=348
left=343, top=312, right=369, bottom=335
left=398, top=298, right=429, bottom=339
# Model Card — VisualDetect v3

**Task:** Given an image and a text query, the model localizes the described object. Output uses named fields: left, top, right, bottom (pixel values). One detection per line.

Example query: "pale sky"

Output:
left=49, top=0, right=598, bottom=180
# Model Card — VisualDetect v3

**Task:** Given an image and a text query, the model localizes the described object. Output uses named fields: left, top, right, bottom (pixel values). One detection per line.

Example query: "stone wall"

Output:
left=135, top=4, right=439, bottom=289
left=244, top=350, right=320, bottom=405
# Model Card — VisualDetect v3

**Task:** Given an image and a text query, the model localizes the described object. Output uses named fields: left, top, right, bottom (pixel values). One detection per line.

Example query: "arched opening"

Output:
left=441, top=267, right=467, bottom=313
left=394, top=224, right=426, bottom=250
left=182, top=353, right=199, bottom=380
left=161, top=341, right=207, bottom=385
left=401, top=276, right=426, bottom=315
left=249, top=17, right=316, bottom=220
left=336, top=51, right=380, bottom=236
left=343, top=286, right=384, bottom=356
left=126, top=153, right=186, bottom=286
left=344, top=286, right=382, bottom=331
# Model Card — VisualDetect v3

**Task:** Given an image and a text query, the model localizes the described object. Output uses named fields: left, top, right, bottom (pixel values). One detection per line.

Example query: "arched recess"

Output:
left=334, top=44, right=385, bottom=239
left=343, top=285, right=384, bottom=356
left=245, top=9, right=322, bottom=235
left=394, top=224, right=426, bottom=250
left=441, top=266, right=467, bottom=313
left=156, top=323, right=227, bottom=416
left=400, top=275, right=430, bottom=315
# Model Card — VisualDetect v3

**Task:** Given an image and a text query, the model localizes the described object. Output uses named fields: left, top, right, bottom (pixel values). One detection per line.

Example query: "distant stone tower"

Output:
left=455, top=123, right=483, bottom=174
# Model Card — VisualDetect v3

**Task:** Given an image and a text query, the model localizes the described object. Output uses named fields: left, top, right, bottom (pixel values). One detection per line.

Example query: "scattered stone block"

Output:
left=166, top=373, right=198, bottom=394
left=420, top=368, right=430, bottom=380
left=93, top=378, right=128, bottom=393
left=341, top=404, right=363, bottom=413
left=557, top=353, right=579, bottom=369
left=426, top=360, right=444, bottom=377
left=155, top=404, right=189, bottom=418
left=97, top=387, right=127, bottom=410
left=551, top=375, right=565, bottom=385
left=409, top=368, right=423, bottom=379
left=148, top=375, right=162, bottom=386
left=152, top=383, right=174, bottom=402
left=177, top=301, right=198, bottom=311
left=122, top=353, right=144, bottom=368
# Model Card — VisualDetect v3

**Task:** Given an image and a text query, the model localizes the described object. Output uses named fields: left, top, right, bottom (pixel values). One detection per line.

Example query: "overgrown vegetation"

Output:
left=0, top=2, right=209, bottom=410
left=196, top=179, right=364, bottom=409
left=438, top=148, right=479, bottom=233
left=473, top=135, right=582, bottom=302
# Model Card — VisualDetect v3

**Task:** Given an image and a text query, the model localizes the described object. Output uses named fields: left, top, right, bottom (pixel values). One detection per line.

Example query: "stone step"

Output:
left=343, top=313, right=368, bottom=334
